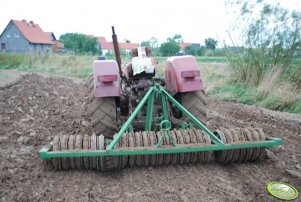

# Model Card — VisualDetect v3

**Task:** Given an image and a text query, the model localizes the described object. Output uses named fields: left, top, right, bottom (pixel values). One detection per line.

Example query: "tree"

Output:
left=141, top=37, right=158, bottom=48
left=196, top=46, right=206, bottom=56
left=172, top=34, right=183, bottom=43
left=159, top=35, right=181, bottom=56
left=150, top=37, right=158, bottom=49
left=83, top=37, right=98, bottom=54
left=225, top=0, right=301, bottom=85
left=184, top=45, right=206, bottom=56
left=184, top=45, right=196, bottom=55
left=140, top=40, right=150, bottom=47
left=60, top=33, right=98, bottom=54
left=205, top=38, right=218, bottom=50
left=160, top=41, right=180, bottom=56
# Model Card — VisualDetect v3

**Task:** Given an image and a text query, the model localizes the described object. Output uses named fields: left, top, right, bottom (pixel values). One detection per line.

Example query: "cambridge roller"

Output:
left=48, top=128, right=270, bottom=171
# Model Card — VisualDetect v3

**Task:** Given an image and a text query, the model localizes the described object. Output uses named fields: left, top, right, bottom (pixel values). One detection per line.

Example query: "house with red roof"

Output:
left=96, top=36, right=139, bottom=55
left=0, top=19, right=54, bottom=53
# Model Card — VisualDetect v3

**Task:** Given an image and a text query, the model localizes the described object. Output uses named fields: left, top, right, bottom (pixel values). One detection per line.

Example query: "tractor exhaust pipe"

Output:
left=112, top=26, right=122, bottom=76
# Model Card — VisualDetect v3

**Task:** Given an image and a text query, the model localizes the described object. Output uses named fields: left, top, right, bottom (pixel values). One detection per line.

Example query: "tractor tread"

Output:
left=88, top=77, right=117, bottom=138
left=182, top=91, right=207, bottom=124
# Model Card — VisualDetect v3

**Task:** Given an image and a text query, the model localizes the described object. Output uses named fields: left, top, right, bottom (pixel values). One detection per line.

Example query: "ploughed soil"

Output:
left=0, top=72, right=300, bottom=202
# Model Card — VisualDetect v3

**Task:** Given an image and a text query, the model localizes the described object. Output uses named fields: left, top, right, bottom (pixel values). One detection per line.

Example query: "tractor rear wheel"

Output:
left=181, top=91, right=207, bottom=125
left=90, top=96, right=117, bottom=138
left=88, top=75, right=118, bottom=139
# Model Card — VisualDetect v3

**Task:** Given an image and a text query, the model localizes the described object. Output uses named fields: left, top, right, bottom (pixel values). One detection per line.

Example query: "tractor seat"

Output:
left=125, top=46, right=156, bottom=80
left=126, top=62, right=155, bottom=80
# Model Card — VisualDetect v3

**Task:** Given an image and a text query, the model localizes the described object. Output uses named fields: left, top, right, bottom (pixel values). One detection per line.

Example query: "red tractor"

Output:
left=89, top=26, right=206, bottom=138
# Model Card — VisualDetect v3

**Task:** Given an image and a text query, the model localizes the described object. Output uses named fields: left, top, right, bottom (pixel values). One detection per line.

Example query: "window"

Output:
left=15, top=33, right=19, bottom=38
left=6, top=33, right=11, bottom=38
left=1, top=43, right=6, bottom=50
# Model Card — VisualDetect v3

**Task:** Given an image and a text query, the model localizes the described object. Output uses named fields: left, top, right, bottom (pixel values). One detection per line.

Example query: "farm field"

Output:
left=0, top=69, right=300, bottom=201
left=1, top=0, right=300, bottom=201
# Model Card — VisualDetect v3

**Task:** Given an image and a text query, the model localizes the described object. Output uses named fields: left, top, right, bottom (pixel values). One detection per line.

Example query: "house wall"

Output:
left=29, top=43, right=52, bottom=53
left=0, top=21, right=30, bottom=53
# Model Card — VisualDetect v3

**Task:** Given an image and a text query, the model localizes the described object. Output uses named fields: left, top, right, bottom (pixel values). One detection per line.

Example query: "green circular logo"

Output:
left=267, top=182, right=299, bottom=201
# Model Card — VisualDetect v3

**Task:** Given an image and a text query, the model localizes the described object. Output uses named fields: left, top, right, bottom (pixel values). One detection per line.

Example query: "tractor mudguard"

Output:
left=93, top=60, right=120, bottom=97
left=164, top=55, right=204, bottom=95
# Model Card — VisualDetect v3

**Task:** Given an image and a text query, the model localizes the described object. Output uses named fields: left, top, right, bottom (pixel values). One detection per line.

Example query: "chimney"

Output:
left=29, top=20, right=34, bottom=24
left=22, top=19, right=26, bottom=23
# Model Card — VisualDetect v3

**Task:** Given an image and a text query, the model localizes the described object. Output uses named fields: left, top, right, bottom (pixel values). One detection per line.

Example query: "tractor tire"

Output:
left=90, top=96, right=118, bottom=139
left=88, top=75, right=118, bottom=139
left=181, top=91, right=207, bottom=125
left=87, top=74, right=94, bottom=100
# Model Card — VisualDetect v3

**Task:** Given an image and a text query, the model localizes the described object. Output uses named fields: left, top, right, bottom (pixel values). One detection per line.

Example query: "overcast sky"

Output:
left=1, top=0, right=300, bottom=45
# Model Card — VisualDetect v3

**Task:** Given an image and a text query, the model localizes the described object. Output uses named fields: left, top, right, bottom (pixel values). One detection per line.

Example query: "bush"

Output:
left=226, top=0, right=301, bottom=86
left=159, top=35, right=181, bottom=56
left=59, top=33, right=99, bottom=55
left=160, top=41, right=180, bottom=56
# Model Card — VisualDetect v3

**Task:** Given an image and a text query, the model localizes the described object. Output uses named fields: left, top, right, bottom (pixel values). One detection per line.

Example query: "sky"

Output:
left=1, top=0, right=300, bottom=46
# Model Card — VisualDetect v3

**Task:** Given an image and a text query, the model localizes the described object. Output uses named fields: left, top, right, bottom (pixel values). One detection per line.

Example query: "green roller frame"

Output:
left=39, top=85, right=283, bottom=160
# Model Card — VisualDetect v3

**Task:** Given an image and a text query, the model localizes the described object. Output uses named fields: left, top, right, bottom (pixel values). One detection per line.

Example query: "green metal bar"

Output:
left=106, top=87, right=154, bottom=151
left=156, top=134, right=164, bottom=147
left=180, top=122, right=187, bottom=129
left=156, top=128, right=175, bottom=147
left=155, top=88, right=173, bottom=147
left=127, top=124, right=133, bottom=132
left=167, top=131, right=176, bottom=146
left=39, top=137, right=283, bottom=160
left=161, top=93, right=169, bottom=122
left=160, top=87, right=224, bottom=145
left=145, top=89, right=155, bottom=131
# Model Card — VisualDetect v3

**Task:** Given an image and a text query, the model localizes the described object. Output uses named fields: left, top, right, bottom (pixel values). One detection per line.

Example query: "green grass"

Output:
left=208, top=84, right=256, bottom=105
left=291, top=58, right=301, bottom=65
left=286, top=100, right=301, bottom=114
left=153, top=57, right=168, bottom=63
left=207, top=82, right=301, bottom=114
left=0, top=53, right=227, bottom=78
left=0, top=53, right=93, bottom=78
left=195, top=57, right=227, bottom=63
left=201, top=61, right=301, bottom=114
left=0, top=53, right=31, bottom=69
left=153, top=56, right=227, bottom=63
left=0, top=53, right=299, bottom=114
